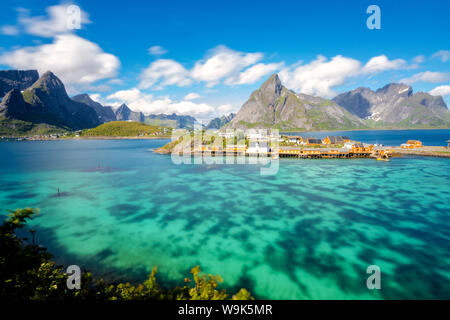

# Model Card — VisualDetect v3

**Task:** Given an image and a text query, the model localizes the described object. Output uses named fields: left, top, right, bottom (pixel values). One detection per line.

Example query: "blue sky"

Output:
left=0, top=0, right=449, bottom=122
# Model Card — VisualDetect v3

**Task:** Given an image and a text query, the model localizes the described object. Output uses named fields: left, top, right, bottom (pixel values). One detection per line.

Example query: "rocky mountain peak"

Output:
left=259, top=73, right=283, bottom=97
left=31, top=71, right=65, bottom=91
left=376, top=83, right=412, bottom=98
left=117, top=104, right=130, bottom=111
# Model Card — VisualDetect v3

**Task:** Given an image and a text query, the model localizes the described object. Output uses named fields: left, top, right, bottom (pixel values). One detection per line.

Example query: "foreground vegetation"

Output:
left=0, top=208, right=252, bottom=300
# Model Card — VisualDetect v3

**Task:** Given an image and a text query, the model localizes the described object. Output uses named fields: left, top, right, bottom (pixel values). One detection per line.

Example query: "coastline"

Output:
left=72, top=136, right=171, bottom=140
left=1, top=136, right=172, bottom=141
left=280, top=127, right=450, bottom=133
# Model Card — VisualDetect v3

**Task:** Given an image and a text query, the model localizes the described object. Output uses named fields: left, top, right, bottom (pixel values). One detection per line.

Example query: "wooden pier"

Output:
left=191, top=147, right=391, bottom=159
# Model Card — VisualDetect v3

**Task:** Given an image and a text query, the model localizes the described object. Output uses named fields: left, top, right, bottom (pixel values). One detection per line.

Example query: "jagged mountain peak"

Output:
left=258, top=73, right=283, bottom=97
left=114, top=103, right=144, bottom=122
left=376, top=83, right=412, bottom=97
left=116, top=103, right=130, bottom=111
left=31, top=71, right=65, bottom=91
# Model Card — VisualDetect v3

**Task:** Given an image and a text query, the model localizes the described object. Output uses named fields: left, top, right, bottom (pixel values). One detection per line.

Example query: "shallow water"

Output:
left=0, top=130, right=449, bottom=299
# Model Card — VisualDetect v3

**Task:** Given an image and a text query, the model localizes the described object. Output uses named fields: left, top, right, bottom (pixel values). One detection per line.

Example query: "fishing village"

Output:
left=156, top=129, right=450, bottom=160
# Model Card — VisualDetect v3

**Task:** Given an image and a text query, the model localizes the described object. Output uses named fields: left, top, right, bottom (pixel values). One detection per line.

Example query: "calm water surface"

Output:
left=0, top=129, right=449, bottom=299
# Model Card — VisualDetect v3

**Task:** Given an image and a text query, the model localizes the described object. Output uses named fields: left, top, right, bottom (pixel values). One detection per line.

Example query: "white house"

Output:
left=247, top=141, right=270, bottom=153
left=343, top=142, right=355, bottom=149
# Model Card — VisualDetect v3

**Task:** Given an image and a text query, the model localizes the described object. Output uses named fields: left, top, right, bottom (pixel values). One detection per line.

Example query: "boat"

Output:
left=376, top=157, right=390, bottom=162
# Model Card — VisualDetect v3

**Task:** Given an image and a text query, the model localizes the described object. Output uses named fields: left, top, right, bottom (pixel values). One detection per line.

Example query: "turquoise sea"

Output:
left=0, top=129, right=449, bottom=299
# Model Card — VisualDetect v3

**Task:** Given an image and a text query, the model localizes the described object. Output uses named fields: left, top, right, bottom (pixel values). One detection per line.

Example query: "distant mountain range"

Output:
left=333, top=83, right=450, bottom=127
left=0, top=70, right=205, bottom=135
left=226, top=74, right=450, bottom=130
left=205, top=113, right=236, bottom=129
left=226, top=74, right=365, bottom=131
left=1, top=69, right=449, bottom=136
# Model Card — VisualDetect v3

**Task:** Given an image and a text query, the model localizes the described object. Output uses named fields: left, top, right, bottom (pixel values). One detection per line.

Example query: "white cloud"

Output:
left=105, top=88, right=229, bottom=119
left=0, top=34, right=120, bottom=90
left=400, top=71, right=449, bottom=85
left=432, top=50, right=450, bottom=62
left=429, top=85, right=450, bottom=97
left=139, top=46, right=267, bottom=89
left=17, top=4, right=90, bottom=37
left=412, top=55, right=425, bottom=64
left=107, top=78, right=124, bottom=85
left=1, top=25, right=20, bottom=36
left=184, top=92, right=201, bottom=100
left=107, top=88, right=144, bottom=103
left=217, top=104, right=237, bottom=114
left=225, top=62, right=284, bottom=85
left=148, top=45, right=167, bottom=55
left=89, top=93, right=106, bottom=104
left=191, top=46, right=263, bottom=87
left=138, top=59, right=192, bottom=89
left=362, top=55, right=407, bottom=74
left=279, top=55, right=362, bottom=97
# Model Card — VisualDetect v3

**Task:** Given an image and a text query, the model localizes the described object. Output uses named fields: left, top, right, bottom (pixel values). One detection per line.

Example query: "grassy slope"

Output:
left=0, top=117, right=69, bottom=136
left=81, top=121, right=170, bottom=137
left=144, top=118, right=177, bottom=128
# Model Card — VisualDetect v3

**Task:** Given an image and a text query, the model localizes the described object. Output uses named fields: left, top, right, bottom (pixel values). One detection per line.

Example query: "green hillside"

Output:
left=144, top=118, right=177, bottom=128
left=0, top=117, right=69, bottom=136
left=81, top=121, right=171, bottom=137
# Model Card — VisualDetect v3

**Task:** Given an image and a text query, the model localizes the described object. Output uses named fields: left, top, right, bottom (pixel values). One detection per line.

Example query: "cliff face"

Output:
left=0, top=70, right=39, bottom=97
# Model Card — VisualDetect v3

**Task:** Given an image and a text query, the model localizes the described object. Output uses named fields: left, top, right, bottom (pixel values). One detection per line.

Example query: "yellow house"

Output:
left=225, top=145, right=246, bottom=152
left=406, top=140, right=422, bottom=147
left=322, top=136, right=350, bottom=144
